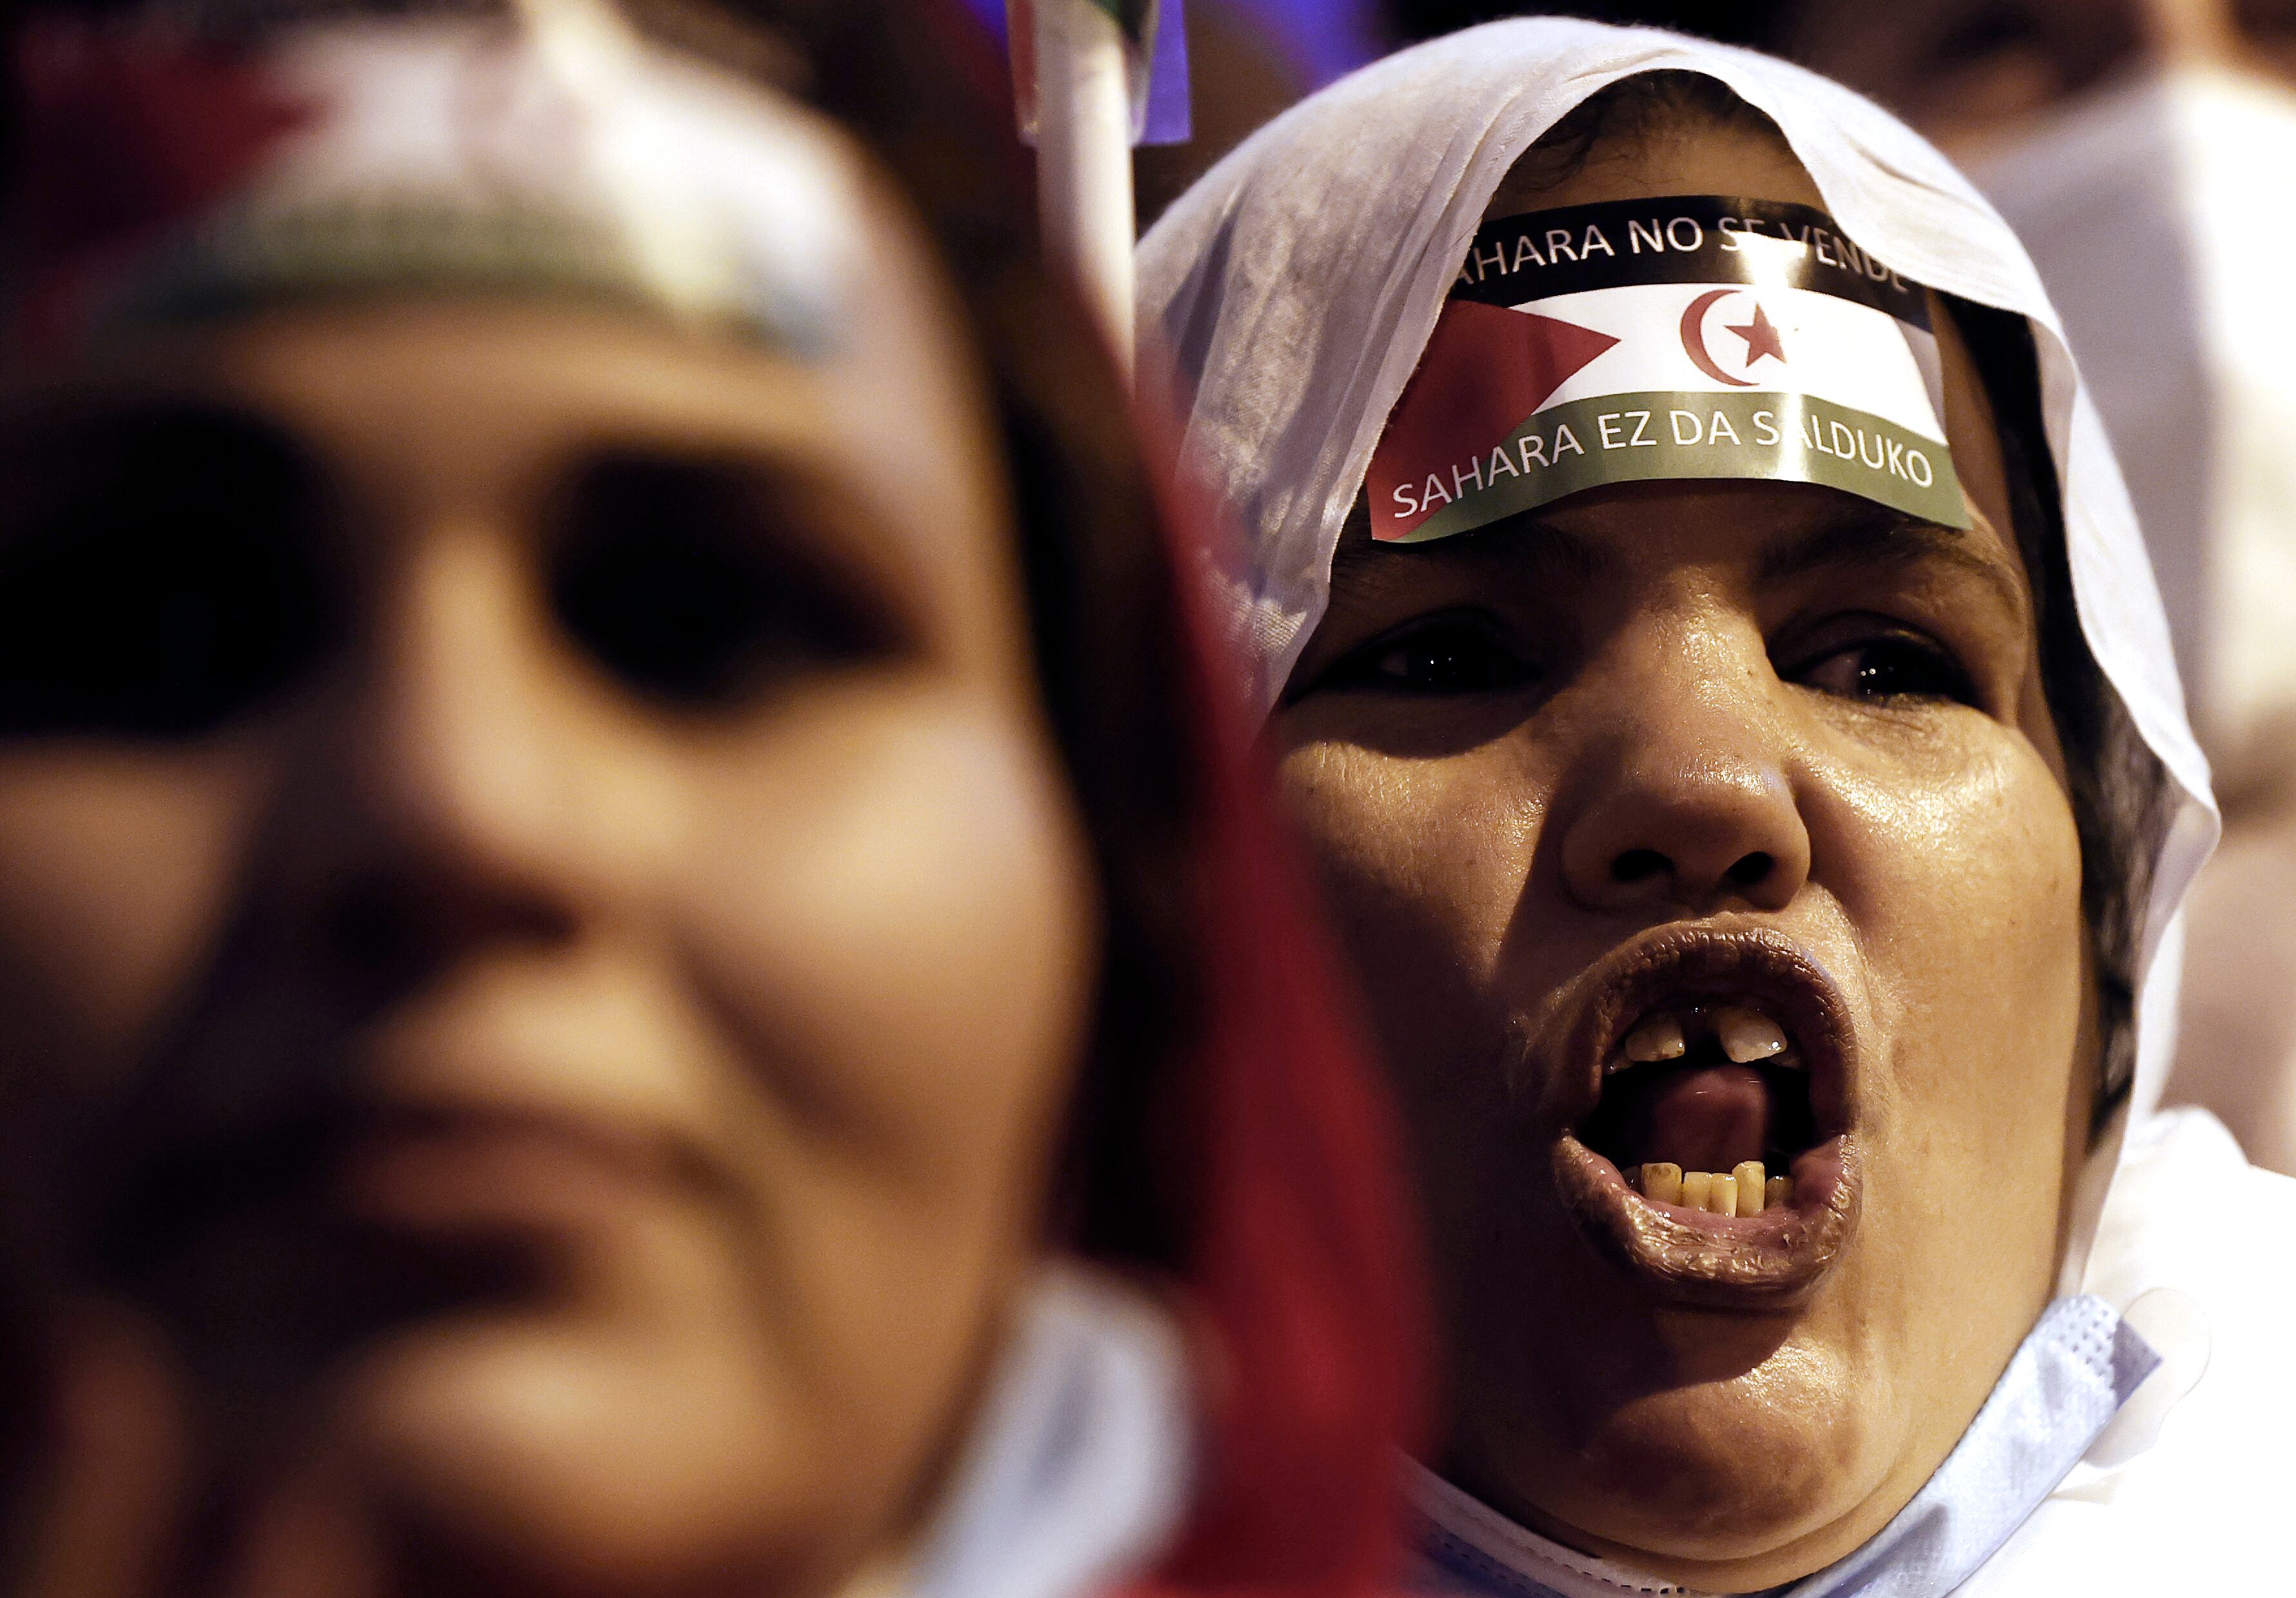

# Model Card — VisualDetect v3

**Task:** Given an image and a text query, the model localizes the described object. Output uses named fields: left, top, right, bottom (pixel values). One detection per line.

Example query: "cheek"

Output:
left=0, top=749, right=263, bottom=1081
left=673, top=677, right=1099, bottom=1332
left=1274, top=734, right=1551, bottom=1257
left=1277, top=735, right=1543, bottom=992
left=1811, top=718, right=2086, bottom=1234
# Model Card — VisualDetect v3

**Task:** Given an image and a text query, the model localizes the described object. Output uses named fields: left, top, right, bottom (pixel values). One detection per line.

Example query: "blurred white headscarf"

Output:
left=1140, top=17, right=2287, bottom=1591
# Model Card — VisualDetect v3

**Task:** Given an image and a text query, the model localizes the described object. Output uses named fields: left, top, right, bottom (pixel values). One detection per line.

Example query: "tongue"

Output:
left=1628, top=1063, right=1769, bottom=1172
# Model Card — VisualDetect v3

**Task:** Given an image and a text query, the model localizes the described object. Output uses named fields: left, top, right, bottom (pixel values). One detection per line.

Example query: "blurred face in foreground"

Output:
left=0, top=142, right=1097, bottom=1597
left=1269, top=120, right=2095, bottom=1590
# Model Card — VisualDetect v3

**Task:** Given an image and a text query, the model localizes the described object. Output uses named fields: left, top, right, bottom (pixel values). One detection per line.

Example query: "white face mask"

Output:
left=1972, top=67, right=2296, bottom=762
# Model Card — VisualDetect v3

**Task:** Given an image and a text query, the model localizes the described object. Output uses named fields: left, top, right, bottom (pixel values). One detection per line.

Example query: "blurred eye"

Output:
left=0, top=406, right=334, bottom=738
left=1321, top=612, right=1537, bottom=696
left=1790, top=628, right=1978, bottom=706
left=549, top=454, right=903, bottom=709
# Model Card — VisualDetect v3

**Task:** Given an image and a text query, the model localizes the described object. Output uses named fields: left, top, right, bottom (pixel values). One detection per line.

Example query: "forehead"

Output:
left=1486, top=108, right=1825, bottom=221
left=53, top=149, right=978, bottom=482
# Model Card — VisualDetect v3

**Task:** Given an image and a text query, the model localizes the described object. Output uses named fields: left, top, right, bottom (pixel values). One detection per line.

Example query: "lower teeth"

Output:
left=1634, top=1161, right=1792, bottom=1214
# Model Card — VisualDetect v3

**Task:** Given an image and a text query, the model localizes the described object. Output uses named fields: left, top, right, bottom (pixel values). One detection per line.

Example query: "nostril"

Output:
left=1612, top=848, right=1669, bottom=884
left=1727, top=852, right=1774, bottom=888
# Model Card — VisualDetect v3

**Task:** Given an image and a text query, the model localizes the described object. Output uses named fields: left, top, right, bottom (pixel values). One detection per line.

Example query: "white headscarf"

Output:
left=1142, top=19, right=2292, bottom=1588
left=1138, top=15, right=2214, bottom=1292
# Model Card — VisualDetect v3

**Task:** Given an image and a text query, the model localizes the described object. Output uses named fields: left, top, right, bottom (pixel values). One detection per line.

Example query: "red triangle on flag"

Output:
left=1368, top=299, right=1618, bottom=541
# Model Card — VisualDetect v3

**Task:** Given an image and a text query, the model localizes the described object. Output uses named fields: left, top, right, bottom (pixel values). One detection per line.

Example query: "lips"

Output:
left=1538, top=924, right=1862, bottom=1310
left=93, top=1068, right=715, bottom=1289
left=337, top=1103, right=686, bottom=1233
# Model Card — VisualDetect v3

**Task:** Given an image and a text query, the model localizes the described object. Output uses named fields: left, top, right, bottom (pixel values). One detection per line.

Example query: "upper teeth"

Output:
left=1714, top=1004, right=1788, bottom=1063
left=1619, top=1002, right=1790, bottom=1065
left=1621, top=1013, right=1687, bottom=1062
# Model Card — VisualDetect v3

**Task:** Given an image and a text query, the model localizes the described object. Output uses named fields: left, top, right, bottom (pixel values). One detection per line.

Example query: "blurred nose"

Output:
left=1554, top=621, right=1810, bottom=916
left=297, top=526, right=614, bottom=977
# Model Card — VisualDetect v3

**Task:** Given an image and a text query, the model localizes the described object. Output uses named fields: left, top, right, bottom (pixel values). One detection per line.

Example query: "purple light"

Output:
left=962, top=0, right=1386, bottom=84
left=1229, top=0, right=1385, bottom=88
left=958, top=0, right=1008, bottom=39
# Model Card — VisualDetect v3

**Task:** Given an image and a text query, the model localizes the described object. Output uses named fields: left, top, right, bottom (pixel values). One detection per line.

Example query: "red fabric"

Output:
left=1118, top=406, right=1429, bottom=1598
left=10, top=18, right=313, bottom=355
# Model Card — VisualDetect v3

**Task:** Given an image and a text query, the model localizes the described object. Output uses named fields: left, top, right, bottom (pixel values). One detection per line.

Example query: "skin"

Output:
left=1269, top=123, right=2095, bottom=1590
left=0, top=163, right=1099, bottom=1598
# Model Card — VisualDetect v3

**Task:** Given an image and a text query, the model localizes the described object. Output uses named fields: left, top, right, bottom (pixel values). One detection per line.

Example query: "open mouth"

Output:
left=1584, top=1001, right=1817, bottom=1213
left=1547, top=927, right=1862, bottom=1309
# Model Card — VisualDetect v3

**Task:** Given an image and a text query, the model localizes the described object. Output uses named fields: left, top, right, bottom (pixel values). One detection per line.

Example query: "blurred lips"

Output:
left=1538, top=924, right=1863, bottom=1310
left=95, top=1018, right=737, bottom=1282
left=337, top=1103, right=689, bottom=1234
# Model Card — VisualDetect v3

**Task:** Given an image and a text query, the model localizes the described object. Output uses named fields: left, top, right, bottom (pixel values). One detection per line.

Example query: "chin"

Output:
left=1550, top=1340, right=1897, bottom=1565
left=1446, top=1244, right=1918, bottom=1593
left=308, top=1200, right=812, bottom=1585
left=336, top=1301, right=817, bottom=1592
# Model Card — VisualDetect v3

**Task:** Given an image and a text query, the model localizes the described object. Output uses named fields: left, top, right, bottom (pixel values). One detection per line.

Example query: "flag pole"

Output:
left=1032, top=0, right=1136, bottom=383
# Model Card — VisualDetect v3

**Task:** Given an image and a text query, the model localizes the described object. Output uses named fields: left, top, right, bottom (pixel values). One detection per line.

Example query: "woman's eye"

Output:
left=1332, top=617, right=1535, bottom=695
left=0, top=408, right=335, bottom=739
left=1793, top=633, right=1977, bottom=705
left=549, top=455, right=899, bottom=709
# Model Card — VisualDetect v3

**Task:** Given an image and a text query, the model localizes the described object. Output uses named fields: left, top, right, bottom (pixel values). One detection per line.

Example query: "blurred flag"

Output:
left=976, top=0, right=1191, bottom=143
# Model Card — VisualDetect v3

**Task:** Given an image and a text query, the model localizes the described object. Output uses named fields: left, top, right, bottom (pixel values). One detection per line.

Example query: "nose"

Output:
left=1553, top=633, right=1811, bottom=916
left=284, top=528, right=632, bottom=978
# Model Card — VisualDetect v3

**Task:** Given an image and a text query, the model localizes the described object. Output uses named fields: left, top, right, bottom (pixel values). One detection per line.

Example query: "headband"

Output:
left=11, top=5, right=858, bottom=361
left=1367, top=195, right=1965, bottom=544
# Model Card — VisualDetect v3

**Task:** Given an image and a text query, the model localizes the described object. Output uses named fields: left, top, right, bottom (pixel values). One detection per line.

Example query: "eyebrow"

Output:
left=1756, top=503, right=2031, bottom=630
left=1324, top=506, right=1604, bottom=607
left=1321, top=496, right=2031, bottom=635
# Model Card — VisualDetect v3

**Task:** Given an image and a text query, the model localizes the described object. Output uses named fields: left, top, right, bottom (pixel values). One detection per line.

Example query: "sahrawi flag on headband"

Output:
left=1369, top=195, right=1967, bottom=543
left=1002, top=0, right=1189, bottom=145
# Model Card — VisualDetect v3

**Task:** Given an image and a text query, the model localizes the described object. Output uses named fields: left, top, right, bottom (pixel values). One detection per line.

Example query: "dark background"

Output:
left=1135, top=3, right=1805, bottom=220
left=1380, top=1, right=1792, bottom=48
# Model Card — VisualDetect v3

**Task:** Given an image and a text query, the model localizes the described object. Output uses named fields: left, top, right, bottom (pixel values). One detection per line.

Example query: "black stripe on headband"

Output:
left=1453, top=195, right=1930, bottom=328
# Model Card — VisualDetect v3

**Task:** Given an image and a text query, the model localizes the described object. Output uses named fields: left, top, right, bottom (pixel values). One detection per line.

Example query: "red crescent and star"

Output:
left=1679, top=289, right=1788, bottom=386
